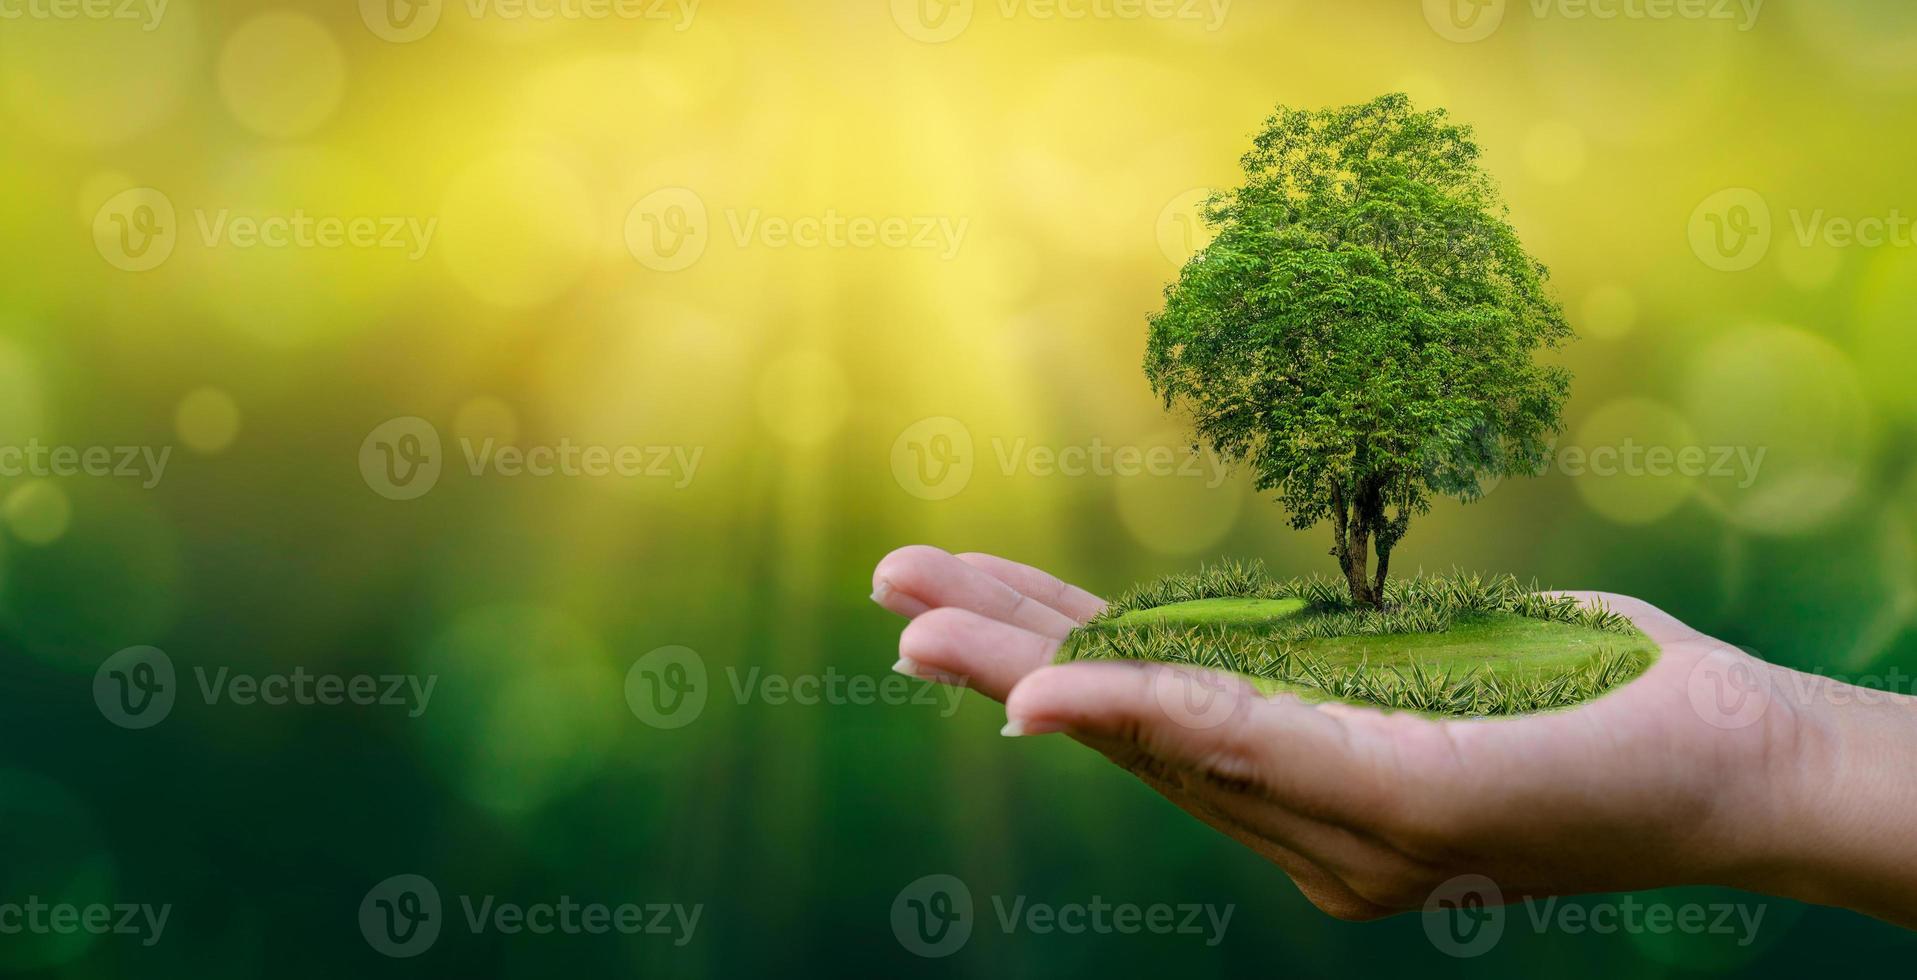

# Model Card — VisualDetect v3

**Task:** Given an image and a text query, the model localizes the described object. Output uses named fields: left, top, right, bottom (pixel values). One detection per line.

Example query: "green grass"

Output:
left=1060, top=560, right=1659, bottom=717
left=1109, top=597, right=1308, bottom=625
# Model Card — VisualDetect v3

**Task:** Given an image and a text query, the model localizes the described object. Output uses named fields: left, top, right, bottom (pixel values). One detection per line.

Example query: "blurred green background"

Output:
left=1, top=0, right=1915, bottom=974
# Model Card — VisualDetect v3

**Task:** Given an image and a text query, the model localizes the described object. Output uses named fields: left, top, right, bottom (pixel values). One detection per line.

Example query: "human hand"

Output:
left=872, top=545, right=1917, bottom=928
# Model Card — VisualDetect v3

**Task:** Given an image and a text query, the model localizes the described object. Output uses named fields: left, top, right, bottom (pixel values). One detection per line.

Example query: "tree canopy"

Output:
left=1146, top=93, right=1572, bottom=606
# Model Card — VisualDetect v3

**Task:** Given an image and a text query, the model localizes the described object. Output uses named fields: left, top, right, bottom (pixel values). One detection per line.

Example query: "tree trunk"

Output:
left=1339, top=477, right=1386, bottom=608
left=1372, top=541, right=1392, bottom=607
left=1340, top=533, right=1374, bottom=607
left=1339, top=513, right=1382, bottom=608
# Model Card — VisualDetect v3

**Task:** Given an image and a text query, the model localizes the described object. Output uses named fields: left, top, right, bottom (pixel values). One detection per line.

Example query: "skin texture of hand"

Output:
left=872, top=545, right=1917, bottom=929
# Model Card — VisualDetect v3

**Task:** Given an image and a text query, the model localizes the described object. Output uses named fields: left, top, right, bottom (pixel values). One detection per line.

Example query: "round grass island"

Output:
left=1059, top=562, right=1660, bottom=717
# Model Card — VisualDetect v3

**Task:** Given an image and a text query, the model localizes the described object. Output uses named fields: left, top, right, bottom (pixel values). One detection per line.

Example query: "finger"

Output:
left=1113, top=760, right=1394, bottom=921
left=903, top=605, right=1382, bottom=884
left=1067, top=723, right=1417, bottom=916
left=874, top=545, right=1081, bottom=639
left=871, top=579, right=931, bottom=617
left=1003, top=662, right=1385, bottom=825
left=954, top=552, right=1107, bottom=625
left=898, top=607, right=1061, bottom=701
left=1553, top=591, right=1711, bottom=648
left=1016, top=667, right=1434, bottom=907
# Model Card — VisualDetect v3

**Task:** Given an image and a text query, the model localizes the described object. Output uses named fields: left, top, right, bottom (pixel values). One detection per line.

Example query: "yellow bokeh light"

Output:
left=1005, top=55, right=1207, bottom=258
left=184, top=146, right=421, bottom=346
left=217, top=12, right=347, bottom=139
left=1520, top=121, right=1588, bottom=185
left=511, top=55, right=697, bottom=172
left=0, top=337, right=46, bottom=449
left=0, top=7, right=197, bottom=147
left=455, top=397, right=521, bottom=448
left=1570, top=397, right=1698, bottom=526
left=1579, top=284, right=1638, bottom=340
left=1114, top=432, right=1244, bottom=555
left=1684, top=324, right=1871, bottom=536
left=4, top=480, right=72, bottom=546
left=632, top=23, right=739, bottom=113
left=538, top=296, right=753, bottom=451
left=175, top=388, right=241, bottom=455
left=1776, top=239, right=1844, bottom=291
left=438, top=149, right=599, bottom=309
left=756, top=349, right=850, bottom=449
left=1852, top=246, right=1917, bottom=423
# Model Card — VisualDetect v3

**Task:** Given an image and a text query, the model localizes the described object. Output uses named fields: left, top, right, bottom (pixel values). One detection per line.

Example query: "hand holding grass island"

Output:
left=874, top=95, right=1917, bottom=929
left=873, top=546, right=1917, bottom=929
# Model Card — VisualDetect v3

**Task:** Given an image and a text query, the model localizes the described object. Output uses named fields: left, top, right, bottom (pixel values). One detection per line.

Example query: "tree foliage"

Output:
left=1146, top=94, right=1572, bottom=606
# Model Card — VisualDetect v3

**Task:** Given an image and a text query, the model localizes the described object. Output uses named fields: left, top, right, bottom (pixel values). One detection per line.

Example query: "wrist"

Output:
left=1725, top=663, right=1917, bottom=925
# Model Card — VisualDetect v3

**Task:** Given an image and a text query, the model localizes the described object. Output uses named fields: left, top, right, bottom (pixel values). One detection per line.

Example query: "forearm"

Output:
left=1741, top=667, right=1917, bottom=927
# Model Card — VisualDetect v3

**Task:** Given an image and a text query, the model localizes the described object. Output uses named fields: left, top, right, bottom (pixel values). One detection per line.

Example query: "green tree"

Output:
left=1147, top=94, right=1572, bottom=607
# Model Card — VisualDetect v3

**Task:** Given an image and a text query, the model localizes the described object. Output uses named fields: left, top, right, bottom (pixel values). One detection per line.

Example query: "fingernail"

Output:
left=892, top=657, right=924, bottom=678
left=1002, top=717, right=1065, bottom=737
left=872, top=578, right=932, bottom=617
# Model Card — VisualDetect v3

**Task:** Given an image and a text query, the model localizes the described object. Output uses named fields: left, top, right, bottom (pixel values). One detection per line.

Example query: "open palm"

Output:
left=873, top=545, right=1824, bottom=921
